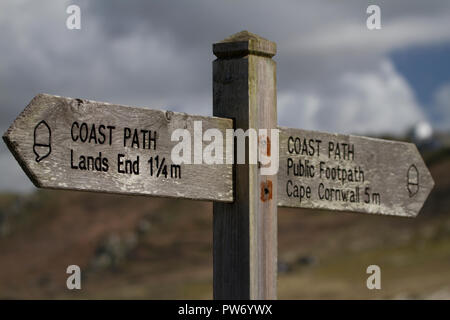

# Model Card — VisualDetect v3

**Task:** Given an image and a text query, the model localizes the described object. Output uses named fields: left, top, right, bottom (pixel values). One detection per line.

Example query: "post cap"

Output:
left=213, top=30, right=276, bottom=59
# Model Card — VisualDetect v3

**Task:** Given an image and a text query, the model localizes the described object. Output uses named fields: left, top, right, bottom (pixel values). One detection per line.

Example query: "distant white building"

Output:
left=408, top=121, right=450, bottom=151
left=412, top=121, right=433, bottom=142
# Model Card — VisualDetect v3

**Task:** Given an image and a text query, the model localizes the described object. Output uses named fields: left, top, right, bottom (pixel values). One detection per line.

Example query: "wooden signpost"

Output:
left=2, top=31, right=435, bottom=300
left=213, top=31, right=278, bottom=300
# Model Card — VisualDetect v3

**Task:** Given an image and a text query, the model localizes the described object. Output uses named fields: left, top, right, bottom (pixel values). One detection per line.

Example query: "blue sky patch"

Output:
left=390, top=42, right=450, bottom=107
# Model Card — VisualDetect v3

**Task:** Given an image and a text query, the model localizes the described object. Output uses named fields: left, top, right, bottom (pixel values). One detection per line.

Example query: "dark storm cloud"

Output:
left=81, top=0, right=450, bottom=89
left=1, top=0, right=450, bottom=191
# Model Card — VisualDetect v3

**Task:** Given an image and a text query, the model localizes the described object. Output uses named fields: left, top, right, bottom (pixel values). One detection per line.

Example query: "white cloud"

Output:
left=279, top=60, right=426, bottom=135
left=289, top=14, right=450, bottom=57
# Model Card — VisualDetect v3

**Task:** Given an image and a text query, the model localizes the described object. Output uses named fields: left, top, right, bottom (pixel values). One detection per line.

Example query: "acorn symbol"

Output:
left=33, top=120, right=51, bottom=162
left=407, top=164, right=419, bottom=197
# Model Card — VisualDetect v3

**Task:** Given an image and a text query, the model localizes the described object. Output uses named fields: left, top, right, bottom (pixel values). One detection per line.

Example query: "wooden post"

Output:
left=212, top=31, right=278, bottom=299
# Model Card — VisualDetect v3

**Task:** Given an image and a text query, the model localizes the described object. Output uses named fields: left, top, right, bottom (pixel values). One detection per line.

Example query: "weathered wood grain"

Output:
left=213, top=30, right=277, bottom=300
left=277, top=127, right=435, bottom=217
left=3, top=94, right=233, bottom=202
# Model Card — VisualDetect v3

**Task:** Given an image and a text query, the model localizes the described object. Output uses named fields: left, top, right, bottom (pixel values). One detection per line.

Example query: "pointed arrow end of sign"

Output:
left=2, top=130, right=43, bottom=189
left=406, top=144, right=435, bottom=218
left=2, top=94, right=51, bottom=189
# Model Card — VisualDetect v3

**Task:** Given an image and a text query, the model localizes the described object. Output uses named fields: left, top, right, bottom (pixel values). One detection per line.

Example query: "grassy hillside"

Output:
left=0, top=156, right=449, bottom=299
